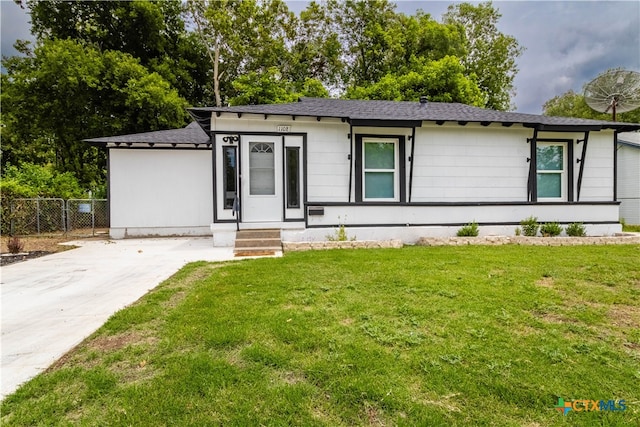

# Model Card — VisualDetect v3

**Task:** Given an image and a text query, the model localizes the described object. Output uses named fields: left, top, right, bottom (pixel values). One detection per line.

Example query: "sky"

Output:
left=1, top=0, right=639, bottom=114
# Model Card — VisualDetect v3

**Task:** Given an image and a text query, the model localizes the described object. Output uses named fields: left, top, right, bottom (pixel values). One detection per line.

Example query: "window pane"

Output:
left=365, top=142, right=394, bottom=169
left=286, top=147, right=300, bottom=208
left=365, top=172, right=394, bottom=198
left=250, top=142, right=274, bottom=195
left=537, top=173, right=561, bottom=198
left=223, top=146, right=237, bottom=209
left=537, top=145, right=563, bottom=171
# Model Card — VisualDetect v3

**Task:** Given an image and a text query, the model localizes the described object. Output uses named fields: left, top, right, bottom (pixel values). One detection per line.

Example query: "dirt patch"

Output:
left=536, top=277, right=555, bottom=288
left=0, top=235, right=79, bottom=266
left=609, top=304, right=640, bottom=328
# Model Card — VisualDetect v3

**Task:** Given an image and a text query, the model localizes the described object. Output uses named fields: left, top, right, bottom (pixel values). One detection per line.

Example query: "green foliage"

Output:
left=1, top=39, right=188, bottom=186
left=28, top=0, right=212, bottom=105
left=566, top=222, right=587, bottom=237
left=346, top=56, right=484, bottom=105
left=520, top=216, right=539, bottom=237
left=229, top=68, right=328, bottom=106
left=540, top=222, right=562, bottom=237
left=543, top=70, right=640, bottom=123
left=1, top=163, right=86, bottom=200
left=443, top=2, right=524, bottom=110
left=456, top=221, right=479, bottom=237
left=326, top=216, right=356, bottom=241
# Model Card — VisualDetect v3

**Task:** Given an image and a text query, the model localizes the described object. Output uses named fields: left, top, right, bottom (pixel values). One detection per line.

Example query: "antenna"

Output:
left=584, top=69, right=640, bottom=121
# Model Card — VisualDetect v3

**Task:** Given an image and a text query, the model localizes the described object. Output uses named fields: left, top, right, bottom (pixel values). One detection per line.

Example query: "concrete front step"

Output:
left=234, top=229, right=282, bottom=257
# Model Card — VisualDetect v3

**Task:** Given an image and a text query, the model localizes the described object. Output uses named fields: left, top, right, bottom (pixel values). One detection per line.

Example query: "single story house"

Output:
left=86, top=97, right=640, bottom=245
left=617, top=131, right=640, bottom=224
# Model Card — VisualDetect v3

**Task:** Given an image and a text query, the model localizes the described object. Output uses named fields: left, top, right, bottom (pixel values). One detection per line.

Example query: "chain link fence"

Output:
left=7, top=198, right=109, bottom=237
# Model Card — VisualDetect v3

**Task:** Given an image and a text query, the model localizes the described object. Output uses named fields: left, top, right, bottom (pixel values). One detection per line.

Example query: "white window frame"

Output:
left=536, top=143, right=566, bottom=201
left=362, top=138, right=400, bottom=202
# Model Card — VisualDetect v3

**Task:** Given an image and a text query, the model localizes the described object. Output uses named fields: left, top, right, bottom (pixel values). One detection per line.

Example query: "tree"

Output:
left=1, top=39, right=189, bottom=187
left=186, top=0, right=298, bottom=106
left=27, top=0, right=213, bottom=105
left=327, top=0, right=398, bottom=87
left=345, top=56, right=484, bottom=106
left=229, top=68, right=328, bottom=106
left=543, top=89, right=640, bottom=123
left=443, top=2, right=523, bottom=110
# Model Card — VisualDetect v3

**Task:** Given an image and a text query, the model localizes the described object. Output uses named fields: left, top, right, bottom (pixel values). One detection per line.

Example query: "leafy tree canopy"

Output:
left=543, top=77, right=640, bottom=124
left=27, top=0, right=213, bottom=105
left=1, top=39, right=189, bottom=187
left=345, top=56, right=484, bottom=106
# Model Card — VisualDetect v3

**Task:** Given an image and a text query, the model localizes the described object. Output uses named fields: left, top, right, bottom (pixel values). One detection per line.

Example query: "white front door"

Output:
left=241, top=136, right=283, bottom=222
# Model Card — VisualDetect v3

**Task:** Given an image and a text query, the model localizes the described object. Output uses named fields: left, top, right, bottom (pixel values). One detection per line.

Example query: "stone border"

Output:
left=416, top=234, right=640, bottom=247
left=283, top=239, right=403, bottom=251
left=283, top=234, right=640, bottom=251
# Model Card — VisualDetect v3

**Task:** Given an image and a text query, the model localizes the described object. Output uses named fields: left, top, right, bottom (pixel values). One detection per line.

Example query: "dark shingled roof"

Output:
left=189, top=97, right=640, bottom=132
left=84, top=122, right=209, bottom=146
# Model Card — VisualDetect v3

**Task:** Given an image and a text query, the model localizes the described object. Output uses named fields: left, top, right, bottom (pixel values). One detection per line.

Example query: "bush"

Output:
left=457, top=222, right=479, bottom=237
left=7, top=236, right=25, bottom=254
left=566, top=222, right=587, bottom=237
left=520, top=216, right=539, bottom=237
left=540, top=222, right=562, bottom=237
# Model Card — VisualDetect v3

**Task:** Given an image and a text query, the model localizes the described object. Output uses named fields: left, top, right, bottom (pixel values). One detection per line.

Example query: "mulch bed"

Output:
left=1, top=251, right=53, bottom=266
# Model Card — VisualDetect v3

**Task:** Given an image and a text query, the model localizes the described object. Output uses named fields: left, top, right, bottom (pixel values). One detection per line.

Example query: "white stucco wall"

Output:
left=109, top=149, right=213, bottom=238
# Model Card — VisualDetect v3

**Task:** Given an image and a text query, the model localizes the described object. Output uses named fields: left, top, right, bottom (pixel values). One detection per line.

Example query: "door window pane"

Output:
left=223, top=146, right=237, bottom=209
left=250, top=142, right=275, bottom=195
left=286, top=147, right=300, bottom=208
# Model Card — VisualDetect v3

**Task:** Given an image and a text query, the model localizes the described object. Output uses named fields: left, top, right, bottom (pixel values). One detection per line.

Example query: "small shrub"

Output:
left=520, top=216, right=539, bottom=237
left=540, top=222, right=562, bottom=237
left=7, top=236, right=25, bottom=254
left=566, top=222, right=587, bottom=237
left=457, top=222, right=479, bottom=237
left=514, top=227, right=522, bottom=236
left=326, top=216, right=355, bottom=241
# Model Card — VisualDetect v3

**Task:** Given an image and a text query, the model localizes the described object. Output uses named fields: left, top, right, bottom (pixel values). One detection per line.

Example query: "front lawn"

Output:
left=2, top=245, right=639, bottom=426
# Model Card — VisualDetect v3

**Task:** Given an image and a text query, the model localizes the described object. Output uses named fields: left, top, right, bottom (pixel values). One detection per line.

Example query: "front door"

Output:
left=241, top=136, right=283, bottom=222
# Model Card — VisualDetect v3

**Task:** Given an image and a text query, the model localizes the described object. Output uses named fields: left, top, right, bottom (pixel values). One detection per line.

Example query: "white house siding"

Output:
left=109, top=149, right=213, bottom=238
left=411, top=124, right=531, bottom=202
left=577, top=131, right=615, bottom=201
left=617, top=143, right=640, bottom=224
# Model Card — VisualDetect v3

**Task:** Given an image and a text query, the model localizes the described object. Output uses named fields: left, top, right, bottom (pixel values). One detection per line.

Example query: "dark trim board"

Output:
left=305, top=200, right=621, bottom=207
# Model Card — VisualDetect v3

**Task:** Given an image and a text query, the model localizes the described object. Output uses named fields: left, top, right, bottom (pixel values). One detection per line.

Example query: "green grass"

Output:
left=2, top=245, right=640, bottom=426
left=623, top=223, right=640, bottom=233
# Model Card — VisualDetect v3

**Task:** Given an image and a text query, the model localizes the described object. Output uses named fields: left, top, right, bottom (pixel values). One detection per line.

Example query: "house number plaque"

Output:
left=276, top=125, right=291, bottom=132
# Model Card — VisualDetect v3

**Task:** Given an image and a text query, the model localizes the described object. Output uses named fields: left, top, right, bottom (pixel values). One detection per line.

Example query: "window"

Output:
left=286, top=147, right=300, bottom=208
left=363, top=139, right=398, bottom=200
left=222, top=146, right=237, bottom=209
left=249, top=142, right=275, bottom=195
left=536, top=144, right=565, bottom=199
left=355, top=136, right=405, bottom=203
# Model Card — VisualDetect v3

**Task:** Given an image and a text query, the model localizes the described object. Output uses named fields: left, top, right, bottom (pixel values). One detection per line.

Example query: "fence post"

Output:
left=36, top=197, right=41, bottom=235
left=91, top=199, right=96, bottom=236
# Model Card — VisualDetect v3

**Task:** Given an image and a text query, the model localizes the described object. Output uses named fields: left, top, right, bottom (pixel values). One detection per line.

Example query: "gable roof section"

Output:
left=189, top=97, right=640, bottom=132
left=84, top=122, right=209, bottom=147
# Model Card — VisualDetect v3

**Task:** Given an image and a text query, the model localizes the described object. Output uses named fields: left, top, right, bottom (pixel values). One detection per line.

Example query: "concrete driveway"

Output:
left=1, top=237, right=237, bottom=399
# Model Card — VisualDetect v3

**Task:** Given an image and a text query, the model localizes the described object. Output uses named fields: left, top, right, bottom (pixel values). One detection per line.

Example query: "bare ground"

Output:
left=0, top=235, right=98, bottom=266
